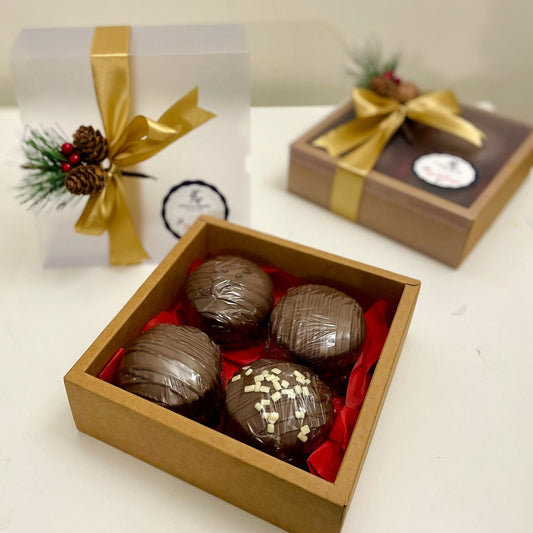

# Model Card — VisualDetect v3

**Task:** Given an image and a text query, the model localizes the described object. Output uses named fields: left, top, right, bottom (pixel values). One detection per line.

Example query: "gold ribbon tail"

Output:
left=330, top=110, right=406, bottom=220
left=75, top=174, right=149, bottom=265
left=405, top=91, right=485, bottom=147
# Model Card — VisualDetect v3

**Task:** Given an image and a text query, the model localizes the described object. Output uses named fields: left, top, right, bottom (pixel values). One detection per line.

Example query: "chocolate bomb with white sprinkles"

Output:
left=225, top=359, right=334, bottom=467
left=117, top=324, right=223, bottom=428
left=267, top=284, right=366, bottom=394
left=185, top=255, right=274, bottom=348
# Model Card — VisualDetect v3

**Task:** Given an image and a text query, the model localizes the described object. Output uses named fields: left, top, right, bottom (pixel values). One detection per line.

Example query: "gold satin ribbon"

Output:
left=75, top=26, right=215, bottom=264
left=313, top=88, right=485, bottom=220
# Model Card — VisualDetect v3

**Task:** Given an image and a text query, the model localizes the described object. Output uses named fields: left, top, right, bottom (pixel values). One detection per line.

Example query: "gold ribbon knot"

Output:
left=312, top=87, right=485, bottom=220
left=75, top=26, right=215, bottom=264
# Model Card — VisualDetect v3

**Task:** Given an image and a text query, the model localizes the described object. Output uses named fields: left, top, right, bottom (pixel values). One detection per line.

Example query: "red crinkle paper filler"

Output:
left=98, top=262, right=390, bottom=486
left=306, top=299, right=389, bottom=482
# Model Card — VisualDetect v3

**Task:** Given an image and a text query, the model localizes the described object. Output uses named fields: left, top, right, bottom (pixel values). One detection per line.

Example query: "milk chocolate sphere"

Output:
left=185, top=255, right=274, bottom=347
left=267, top=284, right=366, bottom=393
left=117, top=324, right=223, bottom=428
left=225, top=359, right=334, bottom=466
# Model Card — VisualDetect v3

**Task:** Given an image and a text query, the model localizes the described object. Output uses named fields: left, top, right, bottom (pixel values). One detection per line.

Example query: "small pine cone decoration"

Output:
left=65, top=164, right=108, bottom=195
left=73, top=125, right=108, bottom=164
left=370, top=75, right=399, bottom=100
left=397, top=82, right=420, bottom=103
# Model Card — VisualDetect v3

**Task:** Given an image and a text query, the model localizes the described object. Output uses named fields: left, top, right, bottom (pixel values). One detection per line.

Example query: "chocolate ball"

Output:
left=225, top=359, right=334, bottom=466
left=185, top=255, right=274, bottom=347
left=117, top=324, right=223, bottom=428
left=267, top=284, right=366, bottom=394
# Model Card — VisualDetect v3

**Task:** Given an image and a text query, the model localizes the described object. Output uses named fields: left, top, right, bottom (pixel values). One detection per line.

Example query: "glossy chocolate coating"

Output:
left=117, top=324, right=223, bottom=428
left=267, top=284, right=365, bottom=393
left=185, top=255, right=274, bottom=347
left=225, top=359, right=334, bottom=466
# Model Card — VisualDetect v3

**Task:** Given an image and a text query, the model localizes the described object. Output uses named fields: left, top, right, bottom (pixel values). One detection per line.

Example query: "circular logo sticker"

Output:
left=413, top=153, right=477, bottom=189
left=162, top=180, right=229, bottom=238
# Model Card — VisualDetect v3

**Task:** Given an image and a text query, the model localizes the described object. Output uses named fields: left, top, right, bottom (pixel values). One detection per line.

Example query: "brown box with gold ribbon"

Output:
left=289, top=93, right=533, bottom=267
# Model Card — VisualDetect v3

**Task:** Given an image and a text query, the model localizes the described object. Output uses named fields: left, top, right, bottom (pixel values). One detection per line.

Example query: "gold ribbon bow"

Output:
left=75, top=26, right=215, bottom=264
left=312, top=87, right=485, bottom=220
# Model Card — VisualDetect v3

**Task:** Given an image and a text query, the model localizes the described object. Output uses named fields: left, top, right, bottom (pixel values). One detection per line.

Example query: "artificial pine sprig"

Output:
left=18, top=124, right=155, bottom=211
left=18, top=126, right=73, bottom=211
left=346, top=41, right=400, bottom=88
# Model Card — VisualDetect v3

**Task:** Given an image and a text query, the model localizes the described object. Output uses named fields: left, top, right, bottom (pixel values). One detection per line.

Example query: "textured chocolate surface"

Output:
left=117, top=324, right=223, bottom=428
left=185, top=255, right=274, bottom=347
left=267, top=284, right=366, bottom=393
left=225, top=359, right=334, bottom=466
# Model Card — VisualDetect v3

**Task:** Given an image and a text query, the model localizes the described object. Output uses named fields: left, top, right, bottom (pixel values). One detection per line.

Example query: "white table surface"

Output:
left=1, top=105, right=532, bottom=533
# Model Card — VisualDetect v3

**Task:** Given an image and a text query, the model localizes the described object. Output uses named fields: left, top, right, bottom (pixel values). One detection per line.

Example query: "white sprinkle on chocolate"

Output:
left=267, top=423, right=275, bottom=434
left=301, top=424, right=310, bottom=435
left=281, top=380, right=289, bottom=388
left=261, top=399, right=270, bottom=406
left=245, top=368, right=253, bottom=376
left=295, top=410, right=305, bottom=419
left=261, top=412, right=269, bottom=419
left=265, top=374, right=273, bottom=382
left=297, top=432, right=308, bottom=443
left=271, top=391, right=282, bottom=402
left=273, top=381, right=282, bottom=391
left=244, top=385, right=255, bottom=393
left=268, top=412, right=280, bottom=423
left=254, top=374, right=265, bottom=382
left=302, top=386, right=309, bottom=396
left=231, top=374, right=242, bottom=382
left=262, top=370, right=269, bottom=376
left=254, top=402, right=263, bottom=412
left=305, top=378, right=311, bottom=385
left=254, top=383, right=262, bottom=392
left=272, top=368, right=282, bottom=375
left=294, top=385, right=302, bottom=394
left=296, top=375, right=306, bottom=385
left=242, top=365, right=251, bottom=370
left=293, top=370, right=303, bottom=378
left=260, top=385, right=270, bottom=393
left=281, top=388, right=294, bottom=395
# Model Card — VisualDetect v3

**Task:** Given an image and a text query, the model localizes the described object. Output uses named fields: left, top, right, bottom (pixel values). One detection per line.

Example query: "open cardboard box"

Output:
left=64, top=216, right=420, bottom=533
left=289, top=101, right=533, bottom=267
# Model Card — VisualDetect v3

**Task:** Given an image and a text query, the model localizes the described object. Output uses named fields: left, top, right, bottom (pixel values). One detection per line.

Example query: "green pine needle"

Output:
left=17, top=126, right=75, bottom=211
left=346, top=41, right=400, bottom=88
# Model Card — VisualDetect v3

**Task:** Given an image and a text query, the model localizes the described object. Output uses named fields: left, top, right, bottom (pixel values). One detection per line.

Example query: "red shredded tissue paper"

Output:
left=99, top=261, right=389, bottom=483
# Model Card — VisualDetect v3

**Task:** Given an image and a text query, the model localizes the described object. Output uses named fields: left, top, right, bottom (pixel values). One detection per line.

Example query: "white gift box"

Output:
left=12, top=25, right=249, bottom=267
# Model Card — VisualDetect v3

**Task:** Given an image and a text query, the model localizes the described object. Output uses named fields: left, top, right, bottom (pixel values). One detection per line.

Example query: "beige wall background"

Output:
left=1, top=0, right=532, bottom=122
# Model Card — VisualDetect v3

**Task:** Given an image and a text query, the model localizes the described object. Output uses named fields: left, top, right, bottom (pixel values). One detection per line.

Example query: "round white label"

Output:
left=162, top=180, right=228, bottom=238
left=413, top=153, right=477, bottom=189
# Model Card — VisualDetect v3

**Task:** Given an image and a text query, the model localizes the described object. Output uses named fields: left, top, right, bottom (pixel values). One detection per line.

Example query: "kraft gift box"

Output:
left=64, top=216, right=420, bottom=533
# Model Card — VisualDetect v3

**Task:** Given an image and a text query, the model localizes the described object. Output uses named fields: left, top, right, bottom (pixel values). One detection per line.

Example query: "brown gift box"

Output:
left=64, top=216, right=420, bottom=533
left=289, top=101, right=533, bottom=267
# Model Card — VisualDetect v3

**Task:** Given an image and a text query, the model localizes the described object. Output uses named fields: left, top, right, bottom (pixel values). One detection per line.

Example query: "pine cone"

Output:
left=73, top=125, right=108, bottom=164
left=397, top=82, right=420, bottom=103
left=65, top=164, right=108, bottom=195
left=370, top=75, right=399, bottom=99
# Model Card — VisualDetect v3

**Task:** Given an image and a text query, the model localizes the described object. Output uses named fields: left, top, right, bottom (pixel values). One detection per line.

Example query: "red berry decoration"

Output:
left=61, top=162, right=72, bottom=173
left=68, top=153, right=81, bottom=165
left=61, top=142, right=74, bottom=155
